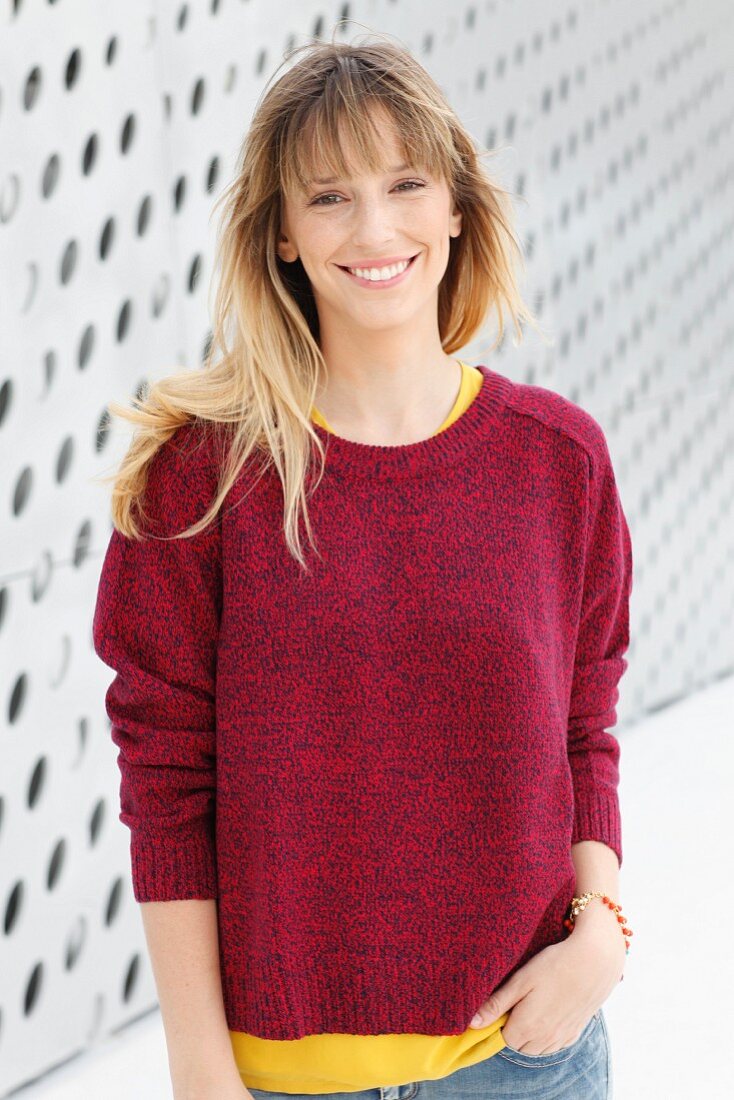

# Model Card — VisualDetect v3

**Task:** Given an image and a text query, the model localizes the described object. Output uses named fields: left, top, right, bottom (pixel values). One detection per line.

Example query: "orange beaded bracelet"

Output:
left=563, top=891, right=633, bottom=973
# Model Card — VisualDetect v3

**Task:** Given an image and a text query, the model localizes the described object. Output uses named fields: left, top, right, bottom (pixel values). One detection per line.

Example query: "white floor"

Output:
left=8, top=674, right=734, bottom=1099
left=607, top=672, right=733, bottom=1099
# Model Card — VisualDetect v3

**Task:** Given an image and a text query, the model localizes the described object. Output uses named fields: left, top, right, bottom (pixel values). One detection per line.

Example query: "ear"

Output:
left=450, top=201, right=463, bottom=239
left=277, top=233, right=298, bottom=263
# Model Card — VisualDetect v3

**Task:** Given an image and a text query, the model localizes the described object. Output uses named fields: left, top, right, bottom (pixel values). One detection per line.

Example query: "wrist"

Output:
left=570, top=898, right=625, bottom=947
left=171, top=1059, right=243, bottom=1093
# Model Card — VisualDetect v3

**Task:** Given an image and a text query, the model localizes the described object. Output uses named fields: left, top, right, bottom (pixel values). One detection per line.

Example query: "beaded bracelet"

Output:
left=563, top=891, right=633, bottom=977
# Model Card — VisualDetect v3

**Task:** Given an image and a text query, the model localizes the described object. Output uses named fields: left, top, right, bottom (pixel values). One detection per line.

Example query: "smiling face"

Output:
left=276, top=103, right=463, bottom=340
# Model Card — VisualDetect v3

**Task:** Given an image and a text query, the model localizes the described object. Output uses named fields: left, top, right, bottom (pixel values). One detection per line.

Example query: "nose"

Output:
left=348, top=196, right=397, bottom=250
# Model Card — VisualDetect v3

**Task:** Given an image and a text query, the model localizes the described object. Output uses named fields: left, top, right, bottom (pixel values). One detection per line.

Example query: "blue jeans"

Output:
left=247, top=1006, right=612, bottom=1099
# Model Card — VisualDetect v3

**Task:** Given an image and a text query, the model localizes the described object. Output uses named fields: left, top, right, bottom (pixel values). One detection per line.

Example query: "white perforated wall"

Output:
left=1, top=0, right=733, bottom=1093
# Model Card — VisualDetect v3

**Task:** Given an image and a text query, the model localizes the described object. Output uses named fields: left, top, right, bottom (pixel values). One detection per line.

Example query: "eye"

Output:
left=309, top=193, right=342, bottom=207
left=309, top=180, right=426, bottom=206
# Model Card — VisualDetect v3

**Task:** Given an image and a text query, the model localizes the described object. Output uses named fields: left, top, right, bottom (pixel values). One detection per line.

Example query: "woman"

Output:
left=93, top=33, right=633, bottom=1100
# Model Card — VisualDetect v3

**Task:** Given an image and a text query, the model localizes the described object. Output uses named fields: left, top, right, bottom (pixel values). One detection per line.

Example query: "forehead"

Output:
left=309, top=121, right=411, bottom=183
left=282, top=100, right=435, bottom=194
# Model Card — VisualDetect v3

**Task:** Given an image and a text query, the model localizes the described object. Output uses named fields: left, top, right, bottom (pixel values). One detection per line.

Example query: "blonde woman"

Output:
left=93, top=33, right=631, bottom=1100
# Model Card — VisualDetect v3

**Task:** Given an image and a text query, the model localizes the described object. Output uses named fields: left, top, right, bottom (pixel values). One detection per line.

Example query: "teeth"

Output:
left=347, top=257, right=412, bottom=281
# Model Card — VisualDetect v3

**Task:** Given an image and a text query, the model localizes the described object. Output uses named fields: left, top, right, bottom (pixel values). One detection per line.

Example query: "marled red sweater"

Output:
left=92, top=364, right=633, bottom=1041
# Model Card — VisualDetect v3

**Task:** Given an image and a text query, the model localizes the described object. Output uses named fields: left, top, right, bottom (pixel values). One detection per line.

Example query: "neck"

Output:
left=313, top=356, right=465, bottom=447
left=309, top=364, right=506, bottom=482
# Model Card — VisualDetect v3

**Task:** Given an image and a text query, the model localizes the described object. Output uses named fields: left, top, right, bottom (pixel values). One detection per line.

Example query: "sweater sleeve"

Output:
left=92, top=424, right=222, bottom=902
left=567, top=421, right=633, bottom=869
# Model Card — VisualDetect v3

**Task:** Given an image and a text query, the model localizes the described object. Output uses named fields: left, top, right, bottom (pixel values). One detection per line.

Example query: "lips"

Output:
left=336, top=252, right=419, bottom=289
left=338, top=253, right=420, bottom=274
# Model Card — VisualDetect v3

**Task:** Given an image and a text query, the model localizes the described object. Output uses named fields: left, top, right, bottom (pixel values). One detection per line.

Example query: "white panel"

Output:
left=1, top=0, right=733, bottom=1092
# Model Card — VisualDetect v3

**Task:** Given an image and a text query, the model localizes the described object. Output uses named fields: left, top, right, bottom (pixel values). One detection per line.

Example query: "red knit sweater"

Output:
left=92, top=364, right=633, bottom=1041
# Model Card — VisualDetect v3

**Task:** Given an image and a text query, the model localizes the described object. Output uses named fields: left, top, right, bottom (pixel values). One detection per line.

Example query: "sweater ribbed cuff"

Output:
left=129, top=824, right=218, bottom=902
left=570, top=787, right=623, bottom=869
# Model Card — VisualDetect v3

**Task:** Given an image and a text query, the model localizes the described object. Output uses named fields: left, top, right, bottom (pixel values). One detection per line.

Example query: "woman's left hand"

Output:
left=468, top=913, right=627, bottom=1055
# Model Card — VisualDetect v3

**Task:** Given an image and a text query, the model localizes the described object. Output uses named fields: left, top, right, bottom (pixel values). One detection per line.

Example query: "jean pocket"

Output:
left=498, top=1009, right=601, bottom=1066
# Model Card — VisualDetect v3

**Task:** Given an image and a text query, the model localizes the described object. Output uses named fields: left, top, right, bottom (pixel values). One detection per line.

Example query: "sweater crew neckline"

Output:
left=310, top=363, right=507, bottom=479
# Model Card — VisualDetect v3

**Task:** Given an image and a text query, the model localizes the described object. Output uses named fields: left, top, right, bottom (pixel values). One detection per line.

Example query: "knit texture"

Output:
left=92, top=364, right=633, bottom=1040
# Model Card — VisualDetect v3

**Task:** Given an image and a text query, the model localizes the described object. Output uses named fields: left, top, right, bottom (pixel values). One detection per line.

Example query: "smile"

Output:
left=337, top=253, right=420, bottom=288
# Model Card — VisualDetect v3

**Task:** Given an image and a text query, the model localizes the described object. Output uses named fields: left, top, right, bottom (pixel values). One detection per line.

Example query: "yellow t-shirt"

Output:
left=230, top=361, right=509, bottom=1093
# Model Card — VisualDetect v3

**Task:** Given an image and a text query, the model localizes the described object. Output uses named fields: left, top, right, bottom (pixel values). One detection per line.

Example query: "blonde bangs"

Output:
left=280, top=86, right=458, bottom=198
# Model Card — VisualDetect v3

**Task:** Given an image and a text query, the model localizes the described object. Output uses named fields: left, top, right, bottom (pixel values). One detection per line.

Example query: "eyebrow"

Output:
left=309, top=162, right=412, bottom=185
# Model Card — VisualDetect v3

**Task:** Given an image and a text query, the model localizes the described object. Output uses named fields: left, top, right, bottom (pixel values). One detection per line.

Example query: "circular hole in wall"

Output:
left=82, top=132, right=99, bottom=175
left=42, top=349, right=57, bottom=395
left=64, top=47, right=82, bottom=90
left=30, top=550, right=53, bottom=603
left=60, top=239, right=79, bottom=284
left=27, top=756, right=47, bottom=807
left=137, top=193, right=153, bottom=235
left=4, top=880, right=24, bottom=934
left=47, top=838, right=67, bottom=890
left=23, top=962, right=44, bottom=1015
left=0, top=173, right=21, bottom=224
left=23, top=66, right=42, bottom=110
left=105, top=36, right=119, bottom=65
left=73, top=519, right=93, bottom=567
left=120, top=113, right=136, bottom=154
left=96, top=407, right=111, bottom=452
left=56, top=436, right=74, bottom=482
left=0, top=378, right=13, bottom=426
left=64, top=915, right=88, bottom=970
left=89, top=799, right=106, bottom=845
left=9, top=673, right=29, bottom=725
left=123, top=953, right=141, bottom=1003
left=151, top=273, right=170, bottom=317
left=41, top=152, right=60, bottom=198
left=105, top=878, right=123, bottom=926
left=99, top=216, right=115, bottom=259
left=79, top=324, right=95, bottom=369
left=115, top=299, right=132, bottom=342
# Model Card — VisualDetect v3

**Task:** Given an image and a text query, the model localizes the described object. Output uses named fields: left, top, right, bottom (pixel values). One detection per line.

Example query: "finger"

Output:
left=469, top=992, right=509, bottom=1029
left=470, top=956, right=543, bottom=1029
left=539, top=1031, right=582, bottom=1056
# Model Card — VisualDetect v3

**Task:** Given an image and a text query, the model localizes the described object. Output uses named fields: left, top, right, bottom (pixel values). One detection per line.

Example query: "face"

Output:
left=276, top=111, right=462, bottom=339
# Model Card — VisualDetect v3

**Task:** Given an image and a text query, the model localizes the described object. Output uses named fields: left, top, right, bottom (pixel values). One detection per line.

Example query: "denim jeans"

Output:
left=247, top=1006, right=612, bottom=1099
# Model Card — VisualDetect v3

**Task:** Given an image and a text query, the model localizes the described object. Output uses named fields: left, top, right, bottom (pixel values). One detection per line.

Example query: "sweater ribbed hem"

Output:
left=129, top=825, right=218, bottom=902
left=310, top=364, right=510, bottom=480
left=221, top=875, right=575, bottom=1040
left=571, top=788, right=623, bottom=868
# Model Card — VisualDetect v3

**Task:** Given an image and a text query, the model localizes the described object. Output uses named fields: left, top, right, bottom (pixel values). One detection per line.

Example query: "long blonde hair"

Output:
left=96, top=31, right=547, bottom=572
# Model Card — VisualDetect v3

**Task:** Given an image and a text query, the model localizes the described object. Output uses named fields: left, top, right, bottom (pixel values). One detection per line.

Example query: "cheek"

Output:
left=405, top=208, right=450, bottom=247
left=303, top=231, right=342, bottom=273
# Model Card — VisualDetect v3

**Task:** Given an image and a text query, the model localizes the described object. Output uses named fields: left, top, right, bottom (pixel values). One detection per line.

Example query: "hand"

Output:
left=468, top=915, right=626, bottom=1056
